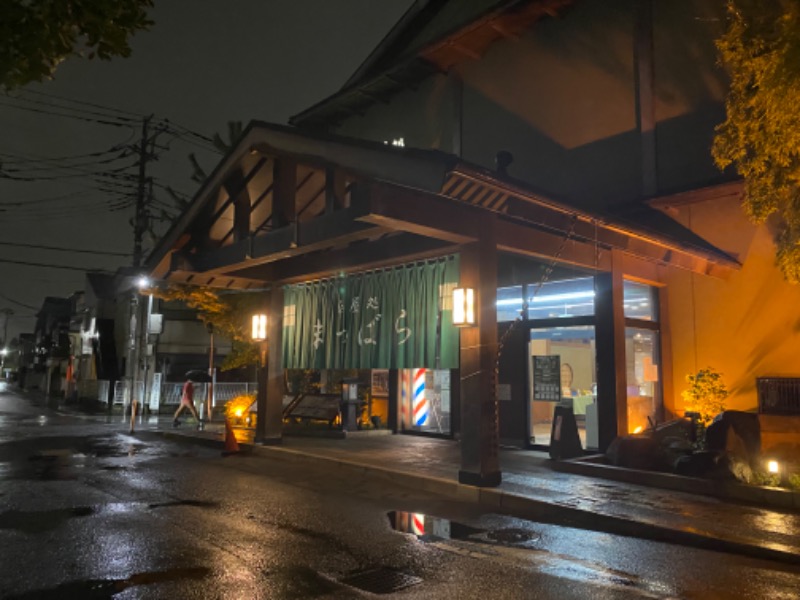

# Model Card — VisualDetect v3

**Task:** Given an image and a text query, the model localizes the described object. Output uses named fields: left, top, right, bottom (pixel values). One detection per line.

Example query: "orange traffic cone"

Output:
left=222, top=418, right=240, bottom=456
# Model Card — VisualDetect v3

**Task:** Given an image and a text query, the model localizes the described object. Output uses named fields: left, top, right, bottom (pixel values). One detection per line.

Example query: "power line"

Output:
left=0, top=292, right=39, bottom=311
left=17, top=89, right=146, bottom=120
left=0, top=257, right=114, bottom=273
left=0, top=240, right=130, bottom=257
left=0, top=98, right=136, bottom=128
left=1, top=91, right=142, bottom=124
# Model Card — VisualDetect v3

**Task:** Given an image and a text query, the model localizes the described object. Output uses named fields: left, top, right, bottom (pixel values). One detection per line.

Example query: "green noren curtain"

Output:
left=282, top=256, right=459, bottom=369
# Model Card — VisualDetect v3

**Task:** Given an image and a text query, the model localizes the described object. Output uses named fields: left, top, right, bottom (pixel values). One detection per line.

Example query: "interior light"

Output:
left=496, top=298, right=524, bottom=307
left=531, top=291, right=595, bottom=303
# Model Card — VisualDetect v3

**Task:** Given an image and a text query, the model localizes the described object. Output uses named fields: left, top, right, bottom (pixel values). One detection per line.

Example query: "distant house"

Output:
left=20, top=270, right=231, bottom=410
left=26, top=296, right=72, bottom=395
left=146, top=0, right=800, bottom=484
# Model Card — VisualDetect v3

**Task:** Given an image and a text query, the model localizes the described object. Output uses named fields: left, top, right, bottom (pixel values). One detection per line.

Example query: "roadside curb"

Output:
left=554, top=457, right=800, bottom=511
left=154, top=428, right=800, bottom=566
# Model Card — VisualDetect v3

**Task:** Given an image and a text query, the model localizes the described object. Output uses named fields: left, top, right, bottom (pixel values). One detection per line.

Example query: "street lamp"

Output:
left=130, top=276, right=154, bottom=434
left=251, top=312, right=268, bottom=443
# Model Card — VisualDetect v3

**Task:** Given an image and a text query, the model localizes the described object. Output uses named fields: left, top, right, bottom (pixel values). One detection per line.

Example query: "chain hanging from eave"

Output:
left=491, top=215, right=581, bottom=441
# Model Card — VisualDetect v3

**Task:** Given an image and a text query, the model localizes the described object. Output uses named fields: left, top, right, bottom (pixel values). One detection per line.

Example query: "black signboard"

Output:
left=532, top=355, right=561, bottom=402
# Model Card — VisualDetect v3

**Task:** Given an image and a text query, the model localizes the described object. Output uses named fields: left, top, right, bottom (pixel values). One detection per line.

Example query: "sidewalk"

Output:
left=142, top=415, right=800, bottom=567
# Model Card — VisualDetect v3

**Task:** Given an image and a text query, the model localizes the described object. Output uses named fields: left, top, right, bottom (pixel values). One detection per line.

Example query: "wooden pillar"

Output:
left=255, top=288, right=284, bottom=444
left=324, top=166, right=347, bottom=214
left=594, top=250, right=628, bottom=450
left=266, top=287, right=284, bottom=441
left=658, top=285, right=674, bottom=419
left=388, top=368, right=399, bottom=433
left=458, top=218, right=501, bottom=487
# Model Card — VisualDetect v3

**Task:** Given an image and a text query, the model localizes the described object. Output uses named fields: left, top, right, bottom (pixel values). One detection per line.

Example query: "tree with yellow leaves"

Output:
left=714, top=0, right=800, bottom=282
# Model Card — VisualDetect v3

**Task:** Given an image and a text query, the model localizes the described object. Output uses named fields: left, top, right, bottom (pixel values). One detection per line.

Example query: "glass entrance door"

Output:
left=529, top=326, right=598, bottom=449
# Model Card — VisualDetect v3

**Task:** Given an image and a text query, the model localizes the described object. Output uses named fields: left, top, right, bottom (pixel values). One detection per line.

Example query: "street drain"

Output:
left=338, top=568, right=422, bottom=595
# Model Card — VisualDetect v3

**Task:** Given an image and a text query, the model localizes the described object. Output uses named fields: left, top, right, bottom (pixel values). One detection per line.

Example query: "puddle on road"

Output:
left=387, top=511, right=541, bottom=548
left=0, top=506, right=96, bottom=533
left=4, top=567, right=211, bottom=599
left=148, top=499, right=219, bottom=510
left=0, top=435, right=164, bottom=481
left=0, top=500, right=218, bottom=533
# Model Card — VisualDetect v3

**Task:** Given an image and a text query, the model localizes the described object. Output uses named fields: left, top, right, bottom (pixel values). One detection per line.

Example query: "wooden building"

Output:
left=147, top=0, right=800, bottom=484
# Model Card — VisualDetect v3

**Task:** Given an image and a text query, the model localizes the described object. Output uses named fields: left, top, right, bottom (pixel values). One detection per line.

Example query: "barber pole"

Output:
left=412, top=368, right=428, bottom=427
left=411, top=513, right=425, bottom=536
left=400, top=370, right=409, bottom=425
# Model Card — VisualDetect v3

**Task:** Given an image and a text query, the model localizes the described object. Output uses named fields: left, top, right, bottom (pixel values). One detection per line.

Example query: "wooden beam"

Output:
left=361, top=183, right=608, bottom=268
left=272, top=158, right=297, bottom=228
left=228, top=234, right=455, bottom=283
left=183, top=201, right=383, bottom=275
left=163, top=269, right=266, bottom=290
left=224, top=170, right=251, bottom=244
left=489, top=20, right=519, bottom=39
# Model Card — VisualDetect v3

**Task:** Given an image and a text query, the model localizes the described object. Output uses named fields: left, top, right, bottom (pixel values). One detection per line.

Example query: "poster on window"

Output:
left=371, top=369, right=389, bottom=397
left=532, top=355, right=561, bottom=402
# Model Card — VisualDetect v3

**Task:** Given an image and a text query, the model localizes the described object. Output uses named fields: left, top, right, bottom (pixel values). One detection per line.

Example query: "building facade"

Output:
left=147, top=0, right=800, bottom=484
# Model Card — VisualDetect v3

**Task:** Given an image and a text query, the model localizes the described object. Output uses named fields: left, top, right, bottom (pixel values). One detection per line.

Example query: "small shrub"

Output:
left=682, top=367, right=729, bottom=427
left=682, top=367, right=729, bottom=450
left=788, top=473, right=800, bottom=491
left=751, top=470, right=781, bottom=488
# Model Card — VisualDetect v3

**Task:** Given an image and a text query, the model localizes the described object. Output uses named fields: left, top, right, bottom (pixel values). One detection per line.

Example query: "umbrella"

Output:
left=185, top=369, right=212, bottom=383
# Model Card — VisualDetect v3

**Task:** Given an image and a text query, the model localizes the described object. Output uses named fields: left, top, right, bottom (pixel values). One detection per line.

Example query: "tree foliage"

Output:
left=713, top=0, right=800, bottom=282
left=0, top=0, right=154, bottom=90
left=681, top=367, right=729, bottom=426
left=147, top=284, right=267, bottom=371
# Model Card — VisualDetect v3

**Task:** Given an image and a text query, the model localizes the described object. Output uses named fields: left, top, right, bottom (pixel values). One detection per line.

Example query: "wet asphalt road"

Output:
left=1, top=383, right=799, bottom=599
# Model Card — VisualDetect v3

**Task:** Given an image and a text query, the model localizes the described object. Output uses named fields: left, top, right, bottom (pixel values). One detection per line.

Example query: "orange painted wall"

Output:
left=660, top=196, right=800, bottom=415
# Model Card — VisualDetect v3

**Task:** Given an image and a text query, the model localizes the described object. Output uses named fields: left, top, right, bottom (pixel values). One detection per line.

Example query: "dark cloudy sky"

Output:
left=0, top=0, right=412, bottom=342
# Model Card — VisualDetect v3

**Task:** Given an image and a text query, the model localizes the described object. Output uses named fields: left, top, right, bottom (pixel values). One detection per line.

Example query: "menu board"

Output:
left=532, top=355, right=561, bottom=402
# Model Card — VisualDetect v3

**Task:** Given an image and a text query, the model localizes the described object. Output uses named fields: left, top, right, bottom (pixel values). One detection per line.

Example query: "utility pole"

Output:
left=129, top=115, right=158, bottom=430
left=0, top=308, right=13, bottom=347
left=132, top=115, right=153, bottom=269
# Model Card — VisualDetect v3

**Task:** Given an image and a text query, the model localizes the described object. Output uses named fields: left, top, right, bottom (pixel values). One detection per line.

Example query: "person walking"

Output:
left=173, top=377, right=201, bottom=429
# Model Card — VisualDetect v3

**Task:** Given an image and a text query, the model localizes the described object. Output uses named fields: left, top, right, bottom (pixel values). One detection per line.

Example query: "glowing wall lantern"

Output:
left=452, top=287, right=475, bottom=327
left=251, top=313, right=268, bottom=342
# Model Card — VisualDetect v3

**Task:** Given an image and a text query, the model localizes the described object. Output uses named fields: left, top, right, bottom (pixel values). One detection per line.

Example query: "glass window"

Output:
left=623, top=280, right=658, bottom=321
left=399, top=369, right=451, bottom=435
left=625, top=328, right=662, bottom=433
left=496, top=285, right=523, bottom=322
left=527, top=277, right=595, bottom=320
left=529, top=325, right=598, bottom=450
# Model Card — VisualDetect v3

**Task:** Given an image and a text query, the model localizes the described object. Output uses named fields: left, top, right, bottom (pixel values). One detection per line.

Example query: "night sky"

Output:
left=0, top=0, right=411, bottom=342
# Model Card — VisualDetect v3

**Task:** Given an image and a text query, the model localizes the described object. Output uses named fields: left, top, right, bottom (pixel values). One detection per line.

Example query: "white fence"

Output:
left=160, top=382, right=257, bottom=409
left=100, top=379, right=256, bottom=412
left=112, top=380, right=144, bottom=406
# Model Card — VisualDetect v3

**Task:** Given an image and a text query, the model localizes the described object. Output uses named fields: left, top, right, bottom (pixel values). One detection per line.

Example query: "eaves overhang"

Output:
left=146, top=122, right=740, bottom=292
